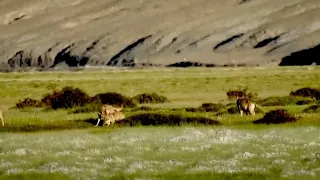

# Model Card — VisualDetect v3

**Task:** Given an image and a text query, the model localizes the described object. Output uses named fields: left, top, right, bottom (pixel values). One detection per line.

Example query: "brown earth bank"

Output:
left=0, top=0, right=319, bottom=72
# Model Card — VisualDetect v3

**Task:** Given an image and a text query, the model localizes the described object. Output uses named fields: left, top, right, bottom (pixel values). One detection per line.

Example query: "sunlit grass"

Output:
left=0, top=66, right=320, bottom=179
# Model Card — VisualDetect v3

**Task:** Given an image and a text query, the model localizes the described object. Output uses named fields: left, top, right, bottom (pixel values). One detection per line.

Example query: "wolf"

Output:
left=236, top=96, right=256, bottom=116
left=96, top=104, right=123, bottom=126
left=102, top=111, right=125, bottom=126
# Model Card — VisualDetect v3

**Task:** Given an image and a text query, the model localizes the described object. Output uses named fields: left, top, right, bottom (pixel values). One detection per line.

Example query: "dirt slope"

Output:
left=0, top=0, right=319, bottom=71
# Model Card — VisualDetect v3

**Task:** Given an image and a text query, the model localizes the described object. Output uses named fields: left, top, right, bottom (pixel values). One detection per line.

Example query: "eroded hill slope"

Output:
left=0, top=0, right=319, bottom=71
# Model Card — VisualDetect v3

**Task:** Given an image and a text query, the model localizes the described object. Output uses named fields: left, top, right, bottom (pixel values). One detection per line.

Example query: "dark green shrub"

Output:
left=185, top=107, right=206, bottom=112
left=124, top=106, right=155, bottom=112
left=184, top=117, right=220, bottom=125
left=134, top=106, right=154, bottom=111
left=253, top=109, right=298, bottom=124
left=115, top=113, right=220, bottom=126
left=16, top=98, right=44, bottom=108
left=186, top=103, right=226, bottom=113
left=302, top=105, right=320, bottom=113
left=41, top=86, right=90, bottom=109
left=290, top=87, right=320, bottom=100
left=296, top=99, right=314, bottom=105
left=132, top=93, right=169, bottom=104
left=70, top=103, right=102, bottom=114
left=257, top=96, right=314, bottom=106
left=90, top=92, right=137, bottom=108
left=201, top=103, right=226, bottom=112
left=227, top=106, right=239, bottom=114
left=226, top=88, right=258, bottom=100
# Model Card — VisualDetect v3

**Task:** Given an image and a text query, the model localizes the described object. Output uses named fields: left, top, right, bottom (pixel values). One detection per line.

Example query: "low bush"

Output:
left=115, top=113, right=221, bottom=126
left=122, top=106, right=156, bottom=112
left=41, top=86, right=90, bottom=109
left=257, top=96, right=314, bottom=106
left=296, top=99, right=314, bottom=105
left=290, top=87, right=320, bottom=100
left=185, top=107, right=206, bottom=113
left=302, top=105, right=320, bottom=113
left=226, top=88, right=258, bottom=100
left=253, top=109, right=298, bottom=124
left=227, top=106, right=239, bottom=114
left=201, top=103, right=226, bottom=112
left=16, top=98, right=44, bottom=108
left=186, top=103, right=226, bottom=113
left=132, top=93, right=169, bottom=104
left=70, top=103, right=102, bottom=114
left=133, top=106, right=154, bottom=111
left=90, top=92, right=137, bottom=108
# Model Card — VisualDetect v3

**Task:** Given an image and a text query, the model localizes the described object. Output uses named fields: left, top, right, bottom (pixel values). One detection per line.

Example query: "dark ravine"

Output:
left=0, top=0, right=319, bottom=72
left=107, top=35, right=152, bottom=67
left=279, top=44, right=320, bottom=66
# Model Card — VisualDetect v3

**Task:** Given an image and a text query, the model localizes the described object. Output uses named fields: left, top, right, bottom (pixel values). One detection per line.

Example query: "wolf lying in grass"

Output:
left=96, top=104, right=124, bottom=126
left=236, top=96, right=256, bottom=116
left=101, top=111, right=125, bottom=126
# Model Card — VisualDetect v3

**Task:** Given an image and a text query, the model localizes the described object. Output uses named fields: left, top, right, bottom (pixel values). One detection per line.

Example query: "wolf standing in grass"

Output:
left=236, top=96, right=256, bottom=116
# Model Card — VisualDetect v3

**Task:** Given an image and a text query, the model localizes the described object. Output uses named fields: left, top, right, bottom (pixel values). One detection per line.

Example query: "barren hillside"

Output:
left=0, top=0, right=319, bottom=71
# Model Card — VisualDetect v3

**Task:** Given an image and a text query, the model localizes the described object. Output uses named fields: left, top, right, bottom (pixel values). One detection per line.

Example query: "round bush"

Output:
left=90, top=92, right=137, bottom=108
left=226, top=88, right=258, bottom=100
left=253, top=109, right=298, bottom=124
left=290, top=87, right=320, bottom=100
left=132, top=93, right=169, bottom=104
left=41, top=86, right=90, bottom=109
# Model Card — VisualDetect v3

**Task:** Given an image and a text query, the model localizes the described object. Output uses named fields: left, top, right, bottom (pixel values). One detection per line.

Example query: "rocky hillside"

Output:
left=0, top=0, right=319, bottom=71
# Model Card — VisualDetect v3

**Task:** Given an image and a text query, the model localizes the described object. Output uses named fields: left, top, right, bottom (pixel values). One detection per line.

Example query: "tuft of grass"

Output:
left=16, top=98, right=45, bottom=108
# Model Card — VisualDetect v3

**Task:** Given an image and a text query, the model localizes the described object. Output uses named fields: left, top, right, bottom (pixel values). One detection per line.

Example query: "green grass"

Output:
left=0, top=66, right=320, bottom=179
left=1, top=127, right=320, bottom=179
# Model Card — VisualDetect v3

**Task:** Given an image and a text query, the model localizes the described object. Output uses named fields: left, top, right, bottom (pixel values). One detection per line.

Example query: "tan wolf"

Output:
left=236, top=96, right=256, bottom=116
left=102, top=111, right=125, bottom=126
left=96, top=104, right=123, bottom=126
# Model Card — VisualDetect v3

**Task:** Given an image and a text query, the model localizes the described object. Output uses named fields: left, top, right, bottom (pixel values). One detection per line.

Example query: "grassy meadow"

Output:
left=0, top=66, right=320, bottom=179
